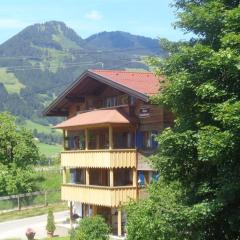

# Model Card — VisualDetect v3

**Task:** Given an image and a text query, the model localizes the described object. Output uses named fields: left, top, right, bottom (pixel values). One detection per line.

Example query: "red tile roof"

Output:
left=90, top=69, right=162, bottom=96
left=54, top=109, right=131, bottom=129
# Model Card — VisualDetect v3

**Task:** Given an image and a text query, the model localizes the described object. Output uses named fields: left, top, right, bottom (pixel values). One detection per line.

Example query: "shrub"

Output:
left=71, top=215, right=110, bottom=240
left=46, top=209, right=56, bottom=234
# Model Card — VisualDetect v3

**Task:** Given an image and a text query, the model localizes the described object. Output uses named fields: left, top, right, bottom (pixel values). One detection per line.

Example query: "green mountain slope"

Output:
left=0, top=21, right=165, bottom=148
left=86, top=31, right=165, bottom=55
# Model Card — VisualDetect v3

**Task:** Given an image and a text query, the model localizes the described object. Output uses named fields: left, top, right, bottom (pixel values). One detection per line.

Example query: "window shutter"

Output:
left=136, top=131, right=143, bottom=149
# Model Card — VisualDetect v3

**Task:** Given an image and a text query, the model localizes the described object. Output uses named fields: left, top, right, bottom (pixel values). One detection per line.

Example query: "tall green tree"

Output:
left=126, top=1, right=240, bottom=239
left=0, top=112, right=39, bottom=195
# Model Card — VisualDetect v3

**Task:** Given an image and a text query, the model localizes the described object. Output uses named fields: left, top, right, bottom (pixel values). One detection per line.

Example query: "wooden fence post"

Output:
left=45, top=191, right=48, bottom=206
left=17, top=195, right=21, bottom=211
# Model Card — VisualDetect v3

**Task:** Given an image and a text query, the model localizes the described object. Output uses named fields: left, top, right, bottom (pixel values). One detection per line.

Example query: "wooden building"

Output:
left=44, top=69, right=173, bottom=236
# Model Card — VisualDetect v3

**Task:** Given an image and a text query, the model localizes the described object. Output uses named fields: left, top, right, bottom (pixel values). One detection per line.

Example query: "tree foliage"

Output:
left=71, top=215, right=110, bottom=240
left=0, top=112, right=39, bottom=195
left=127, top=0, right=240, bottom=239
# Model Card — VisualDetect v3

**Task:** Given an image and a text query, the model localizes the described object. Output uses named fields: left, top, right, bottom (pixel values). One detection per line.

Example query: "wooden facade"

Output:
left=44, top=70, right=173, bottom=236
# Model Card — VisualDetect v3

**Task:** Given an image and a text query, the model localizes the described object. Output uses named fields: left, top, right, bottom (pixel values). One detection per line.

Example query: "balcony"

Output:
left=61, top=184, right=137, bottom=207
left=61, top=149, right=137, bottom=168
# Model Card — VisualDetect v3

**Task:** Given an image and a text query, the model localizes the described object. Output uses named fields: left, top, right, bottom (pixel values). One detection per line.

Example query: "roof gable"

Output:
left=43, top=69, right=162, bottom=116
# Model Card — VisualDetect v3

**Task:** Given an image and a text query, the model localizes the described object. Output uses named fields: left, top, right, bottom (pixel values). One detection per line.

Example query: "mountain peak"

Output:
left=0, top=21, right=84, bottom=56
left=86, top=31, right=164, bottom=55
left=30, top=21, right=69, bottom=33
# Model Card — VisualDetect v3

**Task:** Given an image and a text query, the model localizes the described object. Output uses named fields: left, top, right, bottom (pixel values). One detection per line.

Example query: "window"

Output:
left=105, top=97, right=118, bottom=107
left=129, top=96, right=136, bottom=106
left=143, top=131, right=151, bottom=149
left=114, top=169, right=132, bottom=186
left=136, top=130, right=158, bottom=150
left=70, top=168, right=85, bottom=184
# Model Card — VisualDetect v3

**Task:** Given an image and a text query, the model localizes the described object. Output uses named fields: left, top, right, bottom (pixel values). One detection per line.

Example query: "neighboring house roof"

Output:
left=43, top=69, right=162, bottom=116
left=91, top=70, right=161, bottom=96
left=54, top=109, right=131, bottom=129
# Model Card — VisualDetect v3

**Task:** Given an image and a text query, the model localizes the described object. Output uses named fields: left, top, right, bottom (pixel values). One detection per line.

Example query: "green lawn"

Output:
left=43, top=237, right=70, bottom=240
left=0, top=168, right=62, bottom=212
left=0, top=202, right=67, bottom=222
left=36, top=142, right=62, bottom=157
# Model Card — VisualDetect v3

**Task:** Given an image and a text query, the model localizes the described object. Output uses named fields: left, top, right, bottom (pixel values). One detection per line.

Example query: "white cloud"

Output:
left=85, top=10, right=103, bottom=21
left=0, top=18, right=28, bottom=29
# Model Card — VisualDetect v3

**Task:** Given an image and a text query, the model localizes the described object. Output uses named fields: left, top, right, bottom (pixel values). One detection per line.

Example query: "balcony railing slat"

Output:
left=61, top=184, right=137, bottom=207
left=61, top=149, right=137, bottom=168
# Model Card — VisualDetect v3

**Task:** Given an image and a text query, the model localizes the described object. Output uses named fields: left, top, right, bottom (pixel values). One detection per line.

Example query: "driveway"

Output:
left=0, top=211, right=69, bottom=239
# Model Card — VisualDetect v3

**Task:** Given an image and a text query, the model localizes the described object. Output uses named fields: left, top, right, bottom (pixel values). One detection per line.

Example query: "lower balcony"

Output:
left=61, top=184, right=137, bottom=207
left=61, top=149, right=137, bottom=168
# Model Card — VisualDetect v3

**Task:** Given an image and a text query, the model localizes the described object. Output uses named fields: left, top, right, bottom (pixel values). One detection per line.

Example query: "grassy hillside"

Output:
left=22, top=119, right=62, bottom=157
left=36, top=168, right=62, bottom=190
left=0, top=68, right=25, bottom=94
left=24, top=119, right=57, bottom=134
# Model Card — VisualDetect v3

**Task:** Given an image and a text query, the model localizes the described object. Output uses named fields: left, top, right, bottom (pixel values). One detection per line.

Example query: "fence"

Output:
left=0, top=190, right=61, bottom=213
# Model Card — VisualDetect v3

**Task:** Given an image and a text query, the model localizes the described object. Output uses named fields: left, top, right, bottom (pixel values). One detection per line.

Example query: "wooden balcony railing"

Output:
left=61, top=149, right=137, bottom=168
left=61, top=184, right=137, bottom=207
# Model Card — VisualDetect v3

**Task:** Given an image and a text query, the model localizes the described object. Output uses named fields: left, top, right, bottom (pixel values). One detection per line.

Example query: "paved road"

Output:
left=0, top=211, right=69, bottom=240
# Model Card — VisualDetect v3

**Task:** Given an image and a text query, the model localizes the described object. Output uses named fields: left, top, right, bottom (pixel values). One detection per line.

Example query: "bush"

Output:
left=46, top=209, right=56, bottom=234
left=71, top=215, right=110, bottom=240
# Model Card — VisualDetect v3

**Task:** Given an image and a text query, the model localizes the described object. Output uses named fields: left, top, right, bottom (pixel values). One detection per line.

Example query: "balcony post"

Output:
left=85, top=129, right=88, bottom=150
left=110, top=169, right=114, bottom=187
left=63, top=130, right=67, bottom=150
left=70, top=201, right=73, bottom=228
left=133, top=168, right=137, bottom=187
left=63, top=167, right=67, bottom=184
left=109, top=125, right=113, bottom=149
left=86, top=168, right=90, bottom=185
left=118, top=208, right=122, bottom=236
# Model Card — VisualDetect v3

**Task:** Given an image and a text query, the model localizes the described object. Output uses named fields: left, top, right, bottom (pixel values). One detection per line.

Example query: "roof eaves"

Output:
left=43, top=70, right=149, bottom=116
left=42, top=71, right=89, bottom=116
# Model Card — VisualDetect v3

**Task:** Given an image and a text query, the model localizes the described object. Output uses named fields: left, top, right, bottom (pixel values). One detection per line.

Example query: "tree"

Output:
left=46, top=209, right=56, bottom=236
left=0, top=112, right=39, bottom=168
left=71, top=215, right=110, bottom=240
left=126, top=0, right=240, bottom=239
left=0, top=112, right=39, bottom=195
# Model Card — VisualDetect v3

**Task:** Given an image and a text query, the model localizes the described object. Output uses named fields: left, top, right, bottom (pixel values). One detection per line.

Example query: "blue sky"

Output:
left=0, top=0, right=190, bottom=44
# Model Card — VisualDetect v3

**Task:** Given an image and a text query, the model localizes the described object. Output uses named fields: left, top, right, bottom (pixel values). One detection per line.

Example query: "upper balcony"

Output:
left=55, top=109, right=138, bottom=169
